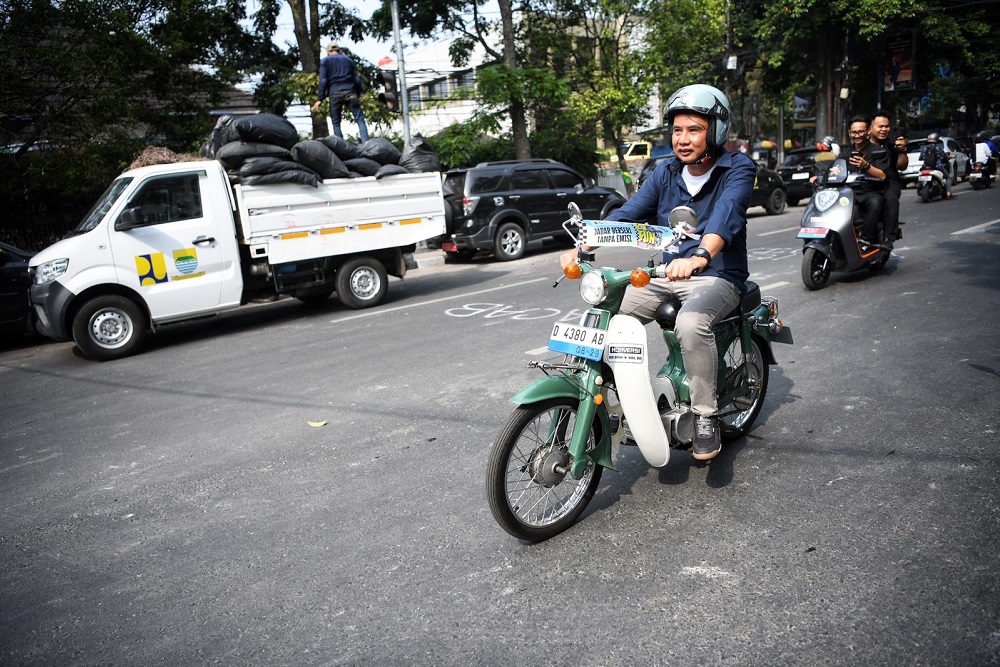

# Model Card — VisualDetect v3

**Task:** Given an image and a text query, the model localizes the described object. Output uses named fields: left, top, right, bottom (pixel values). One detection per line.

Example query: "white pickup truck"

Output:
left=29, top=159, right=445, bottom=360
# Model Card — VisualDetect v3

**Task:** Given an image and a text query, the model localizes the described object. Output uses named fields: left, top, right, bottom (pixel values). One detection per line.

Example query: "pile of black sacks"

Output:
left=199, top=113, right=441, bottom=188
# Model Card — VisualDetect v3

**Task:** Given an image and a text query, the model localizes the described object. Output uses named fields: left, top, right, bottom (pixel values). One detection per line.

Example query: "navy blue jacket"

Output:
left=318, top=53, right=361, bottom=100
left=607, top=150, right=756, bottom=288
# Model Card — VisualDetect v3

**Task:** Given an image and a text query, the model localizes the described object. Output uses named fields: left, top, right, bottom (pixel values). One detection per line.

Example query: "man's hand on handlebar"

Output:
left=662, top=256, right=707, bottom=281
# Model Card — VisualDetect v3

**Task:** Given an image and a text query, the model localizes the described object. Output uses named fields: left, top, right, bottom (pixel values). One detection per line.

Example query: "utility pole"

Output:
left=390, top=0, right=411, bottom=144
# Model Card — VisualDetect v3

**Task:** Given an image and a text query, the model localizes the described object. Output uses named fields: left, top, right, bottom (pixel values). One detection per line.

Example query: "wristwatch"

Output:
left=692, top=247, right=712, bottom=264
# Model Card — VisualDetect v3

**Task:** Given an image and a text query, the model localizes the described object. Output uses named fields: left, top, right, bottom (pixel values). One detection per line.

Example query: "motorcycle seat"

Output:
left=740, top=281, right=761, bottom=313
left=654, top=281, right=762, bottom=330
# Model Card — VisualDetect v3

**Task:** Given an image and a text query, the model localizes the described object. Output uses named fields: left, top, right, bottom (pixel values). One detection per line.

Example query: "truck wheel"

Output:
left=494, top=222, right=526, bottom=261
left=336, top=257, right=387, bottom=309
left=72, top=295, right=146, bottom=361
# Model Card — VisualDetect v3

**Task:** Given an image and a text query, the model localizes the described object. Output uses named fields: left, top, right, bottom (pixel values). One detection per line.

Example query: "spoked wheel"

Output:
left=801, top=247, right=831, bottom=290
left=486, top=398, right=603, bottom=542
left=717, top=335, right=769, bottom=443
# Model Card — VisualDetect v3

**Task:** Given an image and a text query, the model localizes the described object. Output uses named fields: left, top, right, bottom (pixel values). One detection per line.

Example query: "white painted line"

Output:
left=758, top=226, right=800, bottom=237
left=951, top=218, right=1000, bottom=235
left=330, top=277, right=550, bottom=323
left=759, top=281, right=790, bottom=290
left=525, top=347, right=551, bottom=356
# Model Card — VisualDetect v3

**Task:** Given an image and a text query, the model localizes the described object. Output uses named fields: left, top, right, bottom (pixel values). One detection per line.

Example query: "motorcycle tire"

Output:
left=486, top=398, right=603, bottom=542
left=718, top=336, right=770, bottom=443
left=801, top=247, right=831, bottom=290
left=921, top=185, right=933, bottom=203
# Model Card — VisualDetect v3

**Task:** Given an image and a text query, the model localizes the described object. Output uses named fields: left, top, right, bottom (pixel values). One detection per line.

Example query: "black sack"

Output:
left=211, top=115, right=240, bottom=155
left=290, top=140, right=350, bottom=180
left=216, top=142, right=292, bottom=170
left=398, top=134, right=441, bottom=173
left=318, top=135, right=363, bottom=160
left=240, top=169, right=319, bottom=188
left=239, top=157, right=319, bottom=178
left=375, top=164, right=410, bottom=179
left=343, top=157, right=382, bottom=176
left=235, top=114, right=300, bottom=150
left=359, top=137, right=402, bottom=165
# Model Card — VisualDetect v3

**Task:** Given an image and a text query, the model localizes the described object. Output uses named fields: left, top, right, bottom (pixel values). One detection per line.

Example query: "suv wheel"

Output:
left=494, top=222, right=526, bottom=261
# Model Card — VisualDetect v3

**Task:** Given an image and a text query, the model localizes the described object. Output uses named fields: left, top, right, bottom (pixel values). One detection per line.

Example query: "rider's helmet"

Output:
left=927, top=132, right=940, bottom=142
left=975, top=131, right=990, bottom=142
left=663, top=84, right=732, bottom=150
left=815, top=135, right=841, bottom=158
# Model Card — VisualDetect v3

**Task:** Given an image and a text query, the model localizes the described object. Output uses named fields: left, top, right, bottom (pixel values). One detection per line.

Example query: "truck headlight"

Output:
left=33, top=258, right=69, bottom=285
left=580, top=270, right=608, bottom=305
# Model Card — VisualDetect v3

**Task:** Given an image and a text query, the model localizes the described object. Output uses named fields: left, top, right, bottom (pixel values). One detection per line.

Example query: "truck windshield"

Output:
left=69, top=177, right=134, bottom=236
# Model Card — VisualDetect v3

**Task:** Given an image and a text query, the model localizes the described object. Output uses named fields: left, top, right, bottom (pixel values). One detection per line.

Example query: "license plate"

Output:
left=918, top=175, right=931, bottom=182
left=792, top=172, right=810, bottom=180
left=548, top=322, right=607, bottom=360
left=442, top=240, right=457, bottom=252
left=969, top=172, right=982, bottom=179
left=798, top=227, right=828, bottom=239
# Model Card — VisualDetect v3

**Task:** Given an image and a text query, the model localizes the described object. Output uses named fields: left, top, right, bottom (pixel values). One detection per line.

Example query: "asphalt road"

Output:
left=2, top=179, right=999, bottom=666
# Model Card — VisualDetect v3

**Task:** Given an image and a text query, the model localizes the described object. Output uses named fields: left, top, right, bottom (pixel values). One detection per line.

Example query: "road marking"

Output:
left=757, top=226, right=800, bottom=237
left=951, top=218, right=1000, bottom=235
left=525, top=347, right=550, bottom=356
left=759, top=281, right=790, bottom=290
left=330, top=277, right=549, bottom=323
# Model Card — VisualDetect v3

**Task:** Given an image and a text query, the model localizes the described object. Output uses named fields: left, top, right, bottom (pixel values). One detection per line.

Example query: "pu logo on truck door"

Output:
left=136, top=253, right=168, bottom=286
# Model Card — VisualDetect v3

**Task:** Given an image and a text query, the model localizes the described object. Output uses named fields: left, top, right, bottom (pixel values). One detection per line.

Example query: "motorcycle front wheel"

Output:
left=486, top=398, right=603, bottom=542
left=718, top=336, right=770, bottom=443
left=801, top=247, right=831, bottom=290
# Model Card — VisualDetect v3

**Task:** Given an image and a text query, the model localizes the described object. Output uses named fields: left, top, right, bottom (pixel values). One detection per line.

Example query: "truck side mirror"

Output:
left=116, top=207, right=144, bottom=231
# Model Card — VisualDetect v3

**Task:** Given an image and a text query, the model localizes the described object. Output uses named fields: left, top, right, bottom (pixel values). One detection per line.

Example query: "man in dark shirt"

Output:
left=311, top=43, right=370, bottom=142
left=869, top=112, right=907, bottom=249
left=846, top=115, right=888, bottom=248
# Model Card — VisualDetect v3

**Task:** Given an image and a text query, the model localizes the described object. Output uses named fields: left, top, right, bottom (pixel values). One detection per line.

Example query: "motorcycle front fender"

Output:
left=509, top=374, right=615, bottom=472
left=802, top=238, right=833, bottom=259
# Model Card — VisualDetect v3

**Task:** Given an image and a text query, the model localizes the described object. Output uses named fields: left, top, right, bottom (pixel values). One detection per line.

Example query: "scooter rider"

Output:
left=560, top=84, right=756, bottom=461
left=846, top=115, right=888, bottom=248
left=869, top=112, right=907, bottom=249
left=920, top=132, right=953, bottom=199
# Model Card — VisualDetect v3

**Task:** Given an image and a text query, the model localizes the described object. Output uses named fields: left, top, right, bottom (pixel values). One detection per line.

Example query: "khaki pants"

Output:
left=619, top=275, right=741, bottom=417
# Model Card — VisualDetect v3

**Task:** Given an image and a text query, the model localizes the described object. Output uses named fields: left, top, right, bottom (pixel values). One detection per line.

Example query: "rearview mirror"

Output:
left=116, top=207, right=144, bottom=231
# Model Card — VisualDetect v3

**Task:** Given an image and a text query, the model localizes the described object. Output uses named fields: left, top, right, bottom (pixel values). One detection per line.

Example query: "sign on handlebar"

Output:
left=580, top=221, right=681, bottom=251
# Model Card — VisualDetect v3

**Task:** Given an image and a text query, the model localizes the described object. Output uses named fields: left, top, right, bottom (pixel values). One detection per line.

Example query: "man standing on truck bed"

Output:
left=312, top=43, right=370, bottom=142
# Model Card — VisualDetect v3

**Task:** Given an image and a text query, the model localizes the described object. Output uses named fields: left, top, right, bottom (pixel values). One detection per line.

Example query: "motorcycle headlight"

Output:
left=814, top=189, right=840, bottom=212
left=33, top=258, right=69, bottom=285
left=580, top=270, right=608, bottom=305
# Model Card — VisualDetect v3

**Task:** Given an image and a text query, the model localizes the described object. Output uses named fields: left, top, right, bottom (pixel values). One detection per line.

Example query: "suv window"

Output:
left=781, top=151, right=817, bottom=168
left=469, top=169, right=506, bottom=194
left=443, top=172, right=466, bottom=196
left=549, top=168, right=583, bottom=189
left=509, top=169, right=550, bottom=190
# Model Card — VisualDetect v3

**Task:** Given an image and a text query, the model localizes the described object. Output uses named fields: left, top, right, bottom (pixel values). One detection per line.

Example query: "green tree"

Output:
left=0, top=0, right=263, bottom=243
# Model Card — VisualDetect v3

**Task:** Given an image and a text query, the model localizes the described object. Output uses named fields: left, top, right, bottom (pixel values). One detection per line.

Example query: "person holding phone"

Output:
left=846, top=115, right=888, bottom=249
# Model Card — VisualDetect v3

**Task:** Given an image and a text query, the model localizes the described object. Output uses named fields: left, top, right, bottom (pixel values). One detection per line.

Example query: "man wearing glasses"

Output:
left=846, top=115, right=889, bottom=250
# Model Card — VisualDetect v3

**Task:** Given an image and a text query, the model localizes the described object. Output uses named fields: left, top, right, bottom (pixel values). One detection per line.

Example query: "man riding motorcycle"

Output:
left=560, top=84, right=756, bottom=461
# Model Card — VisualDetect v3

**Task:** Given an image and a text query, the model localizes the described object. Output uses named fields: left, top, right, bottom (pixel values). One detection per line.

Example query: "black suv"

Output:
left=777, top=147, right=822, bottom=206
left=430, top=159, right=626, bottom=261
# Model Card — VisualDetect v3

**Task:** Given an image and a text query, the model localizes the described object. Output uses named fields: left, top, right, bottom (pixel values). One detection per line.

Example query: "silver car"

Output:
left=901, top=137, right=970, bottom=185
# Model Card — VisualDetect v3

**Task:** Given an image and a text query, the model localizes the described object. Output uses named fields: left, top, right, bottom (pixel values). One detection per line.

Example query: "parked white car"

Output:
left=901, top=137, right=970, bottom=186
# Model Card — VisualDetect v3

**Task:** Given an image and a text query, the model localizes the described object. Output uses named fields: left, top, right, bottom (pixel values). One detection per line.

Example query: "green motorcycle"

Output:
left=486, top=204, right=794, bottom=542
